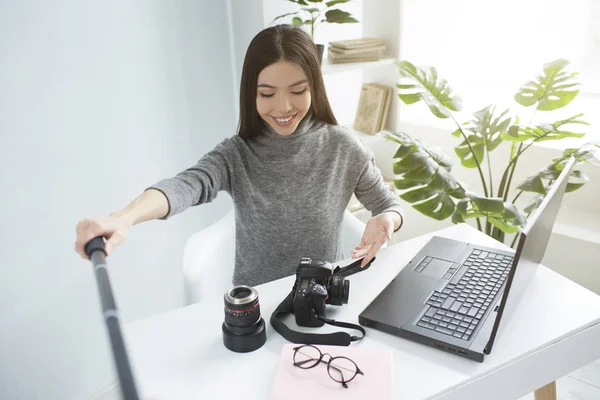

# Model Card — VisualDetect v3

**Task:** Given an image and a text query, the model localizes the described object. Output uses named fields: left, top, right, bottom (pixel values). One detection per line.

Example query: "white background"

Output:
left=0, top=1, right=236, bottom=398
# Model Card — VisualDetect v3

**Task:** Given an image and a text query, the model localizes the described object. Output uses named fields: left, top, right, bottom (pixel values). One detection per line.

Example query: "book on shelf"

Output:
left=328, top=45, right=386, bottom=56
left=353, top=82, right=393, bottom=135
left=327, top=37, right=386, bottom=64
left=329, top=37, right=386, bottom=50
left=368, top=82, right=393, bottom=133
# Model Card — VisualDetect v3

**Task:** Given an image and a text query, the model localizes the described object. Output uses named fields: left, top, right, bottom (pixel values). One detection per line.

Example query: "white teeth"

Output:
left=275, top=115, right=293, bottom=123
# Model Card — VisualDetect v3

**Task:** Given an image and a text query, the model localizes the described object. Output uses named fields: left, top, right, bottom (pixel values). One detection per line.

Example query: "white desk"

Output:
left=123, top=224, right=600, bottom=399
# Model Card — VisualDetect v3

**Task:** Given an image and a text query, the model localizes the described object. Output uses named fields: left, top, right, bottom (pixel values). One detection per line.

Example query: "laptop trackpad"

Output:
left=420, top=258, right=453, bottom=278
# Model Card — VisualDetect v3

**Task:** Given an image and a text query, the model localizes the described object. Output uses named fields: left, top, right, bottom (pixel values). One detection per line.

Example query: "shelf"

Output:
left=321, top=57, right=397, bottom=75
left=343, top=124, right=396, bottom=143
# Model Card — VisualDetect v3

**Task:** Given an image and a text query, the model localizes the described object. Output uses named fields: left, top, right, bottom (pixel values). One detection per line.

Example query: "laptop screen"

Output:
left=485, top=156, right=576, bottom=353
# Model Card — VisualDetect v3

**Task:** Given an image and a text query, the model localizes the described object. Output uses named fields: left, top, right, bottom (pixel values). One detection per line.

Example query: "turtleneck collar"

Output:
left=260, top=111, right=322, bottom=140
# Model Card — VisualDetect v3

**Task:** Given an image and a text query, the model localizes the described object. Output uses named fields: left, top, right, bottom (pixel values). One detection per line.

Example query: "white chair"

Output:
left=182, top=209, right=368, bottom=305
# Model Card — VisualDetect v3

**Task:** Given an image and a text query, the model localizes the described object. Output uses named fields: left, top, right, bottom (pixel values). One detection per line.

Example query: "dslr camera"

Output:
left=292, top=257, right=350, bottom=327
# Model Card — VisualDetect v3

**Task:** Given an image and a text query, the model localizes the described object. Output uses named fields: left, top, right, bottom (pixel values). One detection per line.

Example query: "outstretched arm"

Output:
left=351, top=154, right=404, bottom=266
left=148, top=139, right=233, bottom=219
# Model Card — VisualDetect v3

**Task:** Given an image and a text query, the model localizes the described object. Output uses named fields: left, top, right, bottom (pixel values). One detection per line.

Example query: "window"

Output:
left=399, top=0, right=600, bottom=141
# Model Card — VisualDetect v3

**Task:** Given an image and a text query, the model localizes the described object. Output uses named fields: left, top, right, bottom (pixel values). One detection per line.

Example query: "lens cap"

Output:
left=222, top=317, right=267, bottom=353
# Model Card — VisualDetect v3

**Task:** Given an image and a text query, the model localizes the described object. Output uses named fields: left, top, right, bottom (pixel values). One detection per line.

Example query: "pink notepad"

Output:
left=270, top=343, right=393, bottom=400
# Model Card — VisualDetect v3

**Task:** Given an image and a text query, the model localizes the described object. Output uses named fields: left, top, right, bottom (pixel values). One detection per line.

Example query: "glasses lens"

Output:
left=293, top=345, right=321, bottom=369
left=328, top=357, right=358, bottom=383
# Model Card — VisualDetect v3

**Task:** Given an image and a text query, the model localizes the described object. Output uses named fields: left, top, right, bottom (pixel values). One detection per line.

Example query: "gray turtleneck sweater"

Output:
left=149, top=116, right=404, bottom=286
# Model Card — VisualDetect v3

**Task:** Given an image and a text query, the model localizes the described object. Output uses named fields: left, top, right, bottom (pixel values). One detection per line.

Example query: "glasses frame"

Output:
left=292, top=344, right=364, bottom=388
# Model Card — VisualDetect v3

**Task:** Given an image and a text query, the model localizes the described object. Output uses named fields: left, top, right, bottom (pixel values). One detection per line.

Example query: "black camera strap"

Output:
left=270, top=257, right=374, bottom=346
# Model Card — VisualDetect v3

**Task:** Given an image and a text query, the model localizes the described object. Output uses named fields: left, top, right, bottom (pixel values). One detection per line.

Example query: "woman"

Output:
left=75, top=24, right=404, bottom=287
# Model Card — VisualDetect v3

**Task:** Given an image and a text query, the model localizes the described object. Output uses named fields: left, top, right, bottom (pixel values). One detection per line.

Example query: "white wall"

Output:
left=227, top=0, right=265, bottom=110
left=0, top=1, right=236, bottom=399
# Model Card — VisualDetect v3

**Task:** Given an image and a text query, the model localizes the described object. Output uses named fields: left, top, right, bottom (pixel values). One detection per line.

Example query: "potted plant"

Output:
left=272, top=0, right=359, bottom=64
left=384, top=58, right=599, bottom=246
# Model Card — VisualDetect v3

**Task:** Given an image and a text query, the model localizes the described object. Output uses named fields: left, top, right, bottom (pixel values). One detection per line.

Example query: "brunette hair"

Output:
left=237, top=24, right=337, bottom=139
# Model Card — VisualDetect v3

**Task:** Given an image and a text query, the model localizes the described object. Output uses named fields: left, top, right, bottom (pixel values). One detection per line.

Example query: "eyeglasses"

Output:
left=292, top=344, right=364, bottom=388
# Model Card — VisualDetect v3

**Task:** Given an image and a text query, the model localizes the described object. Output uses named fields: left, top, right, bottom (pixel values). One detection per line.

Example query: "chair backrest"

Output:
left=182, top=209, right=369, bottom=305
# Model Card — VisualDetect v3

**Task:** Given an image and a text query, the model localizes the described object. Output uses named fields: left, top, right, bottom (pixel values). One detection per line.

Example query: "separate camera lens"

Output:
left=326, top=276, right=350, bottom=306
left=222, top=285, right=266, bottom=353
left=225, top=286, right=259, bottom=329
left=231, top=286, right=252, bottom=299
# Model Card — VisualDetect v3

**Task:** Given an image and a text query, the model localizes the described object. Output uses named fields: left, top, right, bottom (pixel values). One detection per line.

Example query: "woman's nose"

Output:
left=276, top=95, right=293, bottom=113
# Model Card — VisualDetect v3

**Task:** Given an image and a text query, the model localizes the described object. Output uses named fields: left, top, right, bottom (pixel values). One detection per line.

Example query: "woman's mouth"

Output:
left=271, top=113, right=297, bottom=127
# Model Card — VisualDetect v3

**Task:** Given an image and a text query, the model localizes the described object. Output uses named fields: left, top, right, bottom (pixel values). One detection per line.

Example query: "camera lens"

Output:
left=326, top=275, right=350, bottom=306
left=225, top=286, right=259, bottom=328
left=222, top=285, right=266, bottom=353
left=231, top=286, right=252, bottom=299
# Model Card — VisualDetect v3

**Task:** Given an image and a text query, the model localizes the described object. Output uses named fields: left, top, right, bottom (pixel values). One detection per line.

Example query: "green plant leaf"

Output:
left=291, top=17, right=304, bottom=25
left=467, top=192, right=505, bottom=214
left=272, top=11, right=300, bottom=22
left=290, top=0, right=310, bottom=5
left=384, top=132, right=465, bottom=220
left=326, top=0, right=351, bottom=7
left=518, top=142, right=599, bottom=214
left=452, top=192, right=526, bottom=233
left=563, top=143, right=600, bottom=165
left=454, top=105, right=511, bottom=168
left=500, top=114, right=588, bottom=143
left=524, top=195, right=544, bottom=214
left=523, top=166, right=589, bottom=194
left=488, top=217, right=521, bottom=234
left=516, top=175, right=546, bottom=194
left=509, top=140, right=518, bottom=163
left=305, top=0, right=324, bottom=2
left=514, top=58, right=580, bottom=111
left=324, top=9, right=359, bottom=23
left=395, top=61, right=462, bottom=119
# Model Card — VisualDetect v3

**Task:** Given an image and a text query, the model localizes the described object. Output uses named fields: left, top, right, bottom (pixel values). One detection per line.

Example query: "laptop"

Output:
left=358, top=156, right=576, bottom=362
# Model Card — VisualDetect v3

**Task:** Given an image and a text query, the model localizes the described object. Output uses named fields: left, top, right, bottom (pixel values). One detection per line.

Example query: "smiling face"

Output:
left=256, top=60, right=312, bottom=136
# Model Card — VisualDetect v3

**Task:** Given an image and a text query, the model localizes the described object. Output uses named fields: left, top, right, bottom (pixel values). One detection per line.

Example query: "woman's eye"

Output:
left=259, top=93, right=274, bottom=98
left=292, top=89, right=307, bottom=95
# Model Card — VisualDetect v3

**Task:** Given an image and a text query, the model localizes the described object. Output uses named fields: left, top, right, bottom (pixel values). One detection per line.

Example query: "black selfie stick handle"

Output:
left=85, top=237, right=140, bottom=400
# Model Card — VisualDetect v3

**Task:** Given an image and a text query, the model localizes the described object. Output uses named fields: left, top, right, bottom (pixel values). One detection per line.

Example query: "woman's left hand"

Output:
left=352, top=212, right=395, bottom=267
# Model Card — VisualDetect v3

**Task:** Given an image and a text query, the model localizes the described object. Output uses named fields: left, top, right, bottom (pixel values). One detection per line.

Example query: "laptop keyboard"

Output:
left=416, top=248, right=513, bottom=341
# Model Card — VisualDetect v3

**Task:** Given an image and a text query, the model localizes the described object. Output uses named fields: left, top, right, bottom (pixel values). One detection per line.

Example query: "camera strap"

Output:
left=269, top=257, right=374, bottom=346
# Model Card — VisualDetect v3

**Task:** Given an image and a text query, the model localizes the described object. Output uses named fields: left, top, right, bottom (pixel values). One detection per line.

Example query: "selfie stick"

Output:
left=85, top=237, right=140, bottom=400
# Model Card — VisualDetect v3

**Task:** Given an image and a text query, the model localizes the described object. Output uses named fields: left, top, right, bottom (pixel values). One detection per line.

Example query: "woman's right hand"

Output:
left=75, top=213, right=133, bottom=260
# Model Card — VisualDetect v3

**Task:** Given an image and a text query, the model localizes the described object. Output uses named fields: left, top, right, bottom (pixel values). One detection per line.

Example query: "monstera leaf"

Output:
left=452, top=193, right=526, bottom=234
left=396, top=61, right=462, bottom=119
left=384, top=132, right=465, bottom=220
left=452, top=105, right=511, bottom=168
left=501, top=114, right=588, bottom=143
left=518, top=143, right=600, bottom=213
left=514, top=58, right=580, bottom=111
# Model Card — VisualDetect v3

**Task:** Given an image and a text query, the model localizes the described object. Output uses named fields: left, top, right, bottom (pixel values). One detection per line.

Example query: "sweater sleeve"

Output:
left=147, top=139, right=233, bottom=220
left=354, top=147, right=405, bottom=232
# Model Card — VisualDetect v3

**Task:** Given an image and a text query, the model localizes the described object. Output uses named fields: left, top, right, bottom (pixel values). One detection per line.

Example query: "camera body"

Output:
left=292, top=257, right=350, bottom=327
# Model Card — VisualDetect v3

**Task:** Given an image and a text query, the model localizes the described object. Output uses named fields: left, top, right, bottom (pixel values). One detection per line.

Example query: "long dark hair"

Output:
left=237, top=24, right=338, bottom=139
